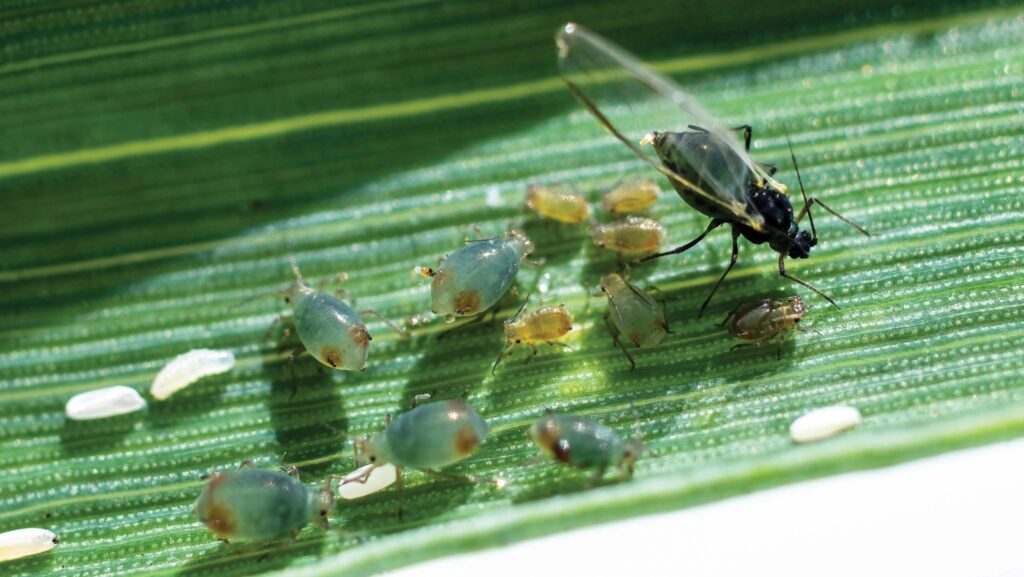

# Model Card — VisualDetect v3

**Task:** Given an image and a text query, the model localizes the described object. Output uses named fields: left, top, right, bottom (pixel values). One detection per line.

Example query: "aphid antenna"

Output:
left=359, top=309, right=412, bottom=339
left=787, top=135, right=870, bottom=239
left=785, top=134, right=817, bottom=241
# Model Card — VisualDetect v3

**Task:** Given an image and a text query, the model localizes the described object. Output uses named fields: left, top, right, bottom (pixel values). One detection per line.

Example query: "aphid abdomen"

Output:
left=602, top=180, right=658, bottom=214
left=729, top=301, right=778, bottom=341
left=194, top=470, right=313, bottom=541
left=292, top=288, right=370, bottom=371
left=591, top=216, right=665, bottom=256
left=508, top=307, right=573, bottom=343
left=530, top=414, right=623, bottom=470
left=526, top=185, right=591, bottom=223
left=654, top=131, right=748, bottom=222
left=431, top=239, right=520, bottom=319
left=384, top=400, right=490, bottom=469
left=603, top=275, right=667, bottom=348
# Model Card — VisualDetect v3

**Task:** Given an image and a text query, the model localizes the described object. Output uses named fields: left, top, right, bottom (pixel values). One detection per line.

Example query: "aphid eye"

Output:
left=515, top=339, right=521, bottom=344
left=284, top=296, right=291, bottom=304
left=369, top=456, right=376, bottom=463
left=794, top=318, right=801, bottom=323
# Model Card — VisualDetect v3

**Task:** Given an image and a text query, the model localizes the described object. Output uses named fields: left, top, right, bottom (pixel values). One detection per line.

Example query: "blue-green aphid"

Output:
left=193, top=463, right=333, bottom=542
left=356, top=397, right=490, bottom=472
left=422, top=229, right=534, bottom=322
left=530, top=412, right=642, bottom=478
left=599, top=272, right=669, bottom=370
left=277, top=257, right=406, bottom=377
left=349, top=396, right=490, bottom=516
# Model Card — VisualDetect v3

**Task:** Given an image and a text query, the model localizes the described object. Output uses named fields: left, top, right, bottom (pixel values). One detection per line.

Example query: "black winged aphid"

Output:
left=556, top=23, right=869, bottom=317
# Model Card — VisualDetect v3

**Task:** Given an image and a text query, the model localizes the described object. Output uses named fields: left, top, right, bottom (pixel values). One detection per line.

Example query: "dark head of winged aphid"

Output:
left=555, top=23, right=870, bottom=317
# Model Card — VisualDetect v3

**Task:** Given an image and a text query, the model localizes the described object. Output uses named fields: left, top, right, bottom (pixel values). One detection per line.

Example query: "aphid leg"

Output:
left=730, top=124, right=753, bottom=151
left=396, top=466, right=406, bottom=521
left=491, top=342, right=514, bottom=375
left=437, top=310, right=487, bottom=341
left=238, top=459, right=255, bottom=469
left=797, top=196, right=871, bottom=238
left=359, top=309, right=411, bottom=338
left=263, top=314, right=293, bottom=341
left=717, top=304, right=742, bottom=328
left=697, top=228, right=742, bottom=318
left=288, top=347, right=308, bottom=399
left=687, top=124, right=710, bottom=135
left=639, top=219, right=723, bottom=263
left=410, top=392, right=434, bottom=409
left=644, top=285, right=672, bottom=333
left=546, top=341, right=572, bottom=350
left=420, top=468, right=477, bottom=484
left=524, top=343, right=539, bottom=364
left=778, top=254, right=838, bottom=308
left=603, top=313, right=636, bottom=371
left=282, top=465, right=300, bottom=478
left=729, top=343, right=755, bottom=352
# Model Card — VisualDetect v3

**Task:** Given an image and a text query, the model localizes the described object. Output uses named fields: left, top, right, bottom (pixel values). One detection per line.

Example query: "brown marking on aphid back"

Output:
left=627, top=332, right=643, bottom=347
left=453, top=290, right=481, bottom=315
left=321, top=346, right=343, bottom=368
left=203, top=501, right=237, bottom=539
left=454, top=424, right=481, bottom=456
left=349, top=324, right=371, bottom=348
left=552, top=439, right=572, bottom=464
left=532, top=419, right=567, bottom=461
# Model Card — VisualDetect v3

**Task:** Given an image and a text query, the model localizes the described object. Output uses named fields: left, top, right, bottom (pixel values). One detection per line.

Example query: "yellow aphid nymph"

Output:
left=525, top=184, right=591, bottom=224
left=591, top=216, right=665, bottom=256
left=601, top=180, right=659, bottom=215
left=492, top=302, right=574, bottom=373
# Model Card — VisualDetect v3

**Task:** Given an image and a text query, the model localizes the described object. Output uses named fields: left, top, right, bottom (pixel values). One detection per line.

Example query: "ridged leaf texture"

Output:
left=2, top=2, right=1022, bottom=576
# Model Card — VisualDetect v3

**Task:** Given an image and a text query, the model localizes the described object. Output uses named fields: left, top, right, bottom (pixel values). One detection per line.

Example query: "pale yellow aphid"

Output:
left=601, top=179, right=659, bottom=215
left=492, top=303, right=574, bottom=373
left=591, top=216, right=665, bottom=256
left=525, top=184, right=591, bottom=224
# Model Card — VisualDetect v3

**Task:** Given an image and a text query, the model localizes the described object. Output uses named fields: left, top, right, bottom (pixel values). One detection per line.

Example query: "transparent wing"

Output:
left=556, top=23, right=778, bottom=231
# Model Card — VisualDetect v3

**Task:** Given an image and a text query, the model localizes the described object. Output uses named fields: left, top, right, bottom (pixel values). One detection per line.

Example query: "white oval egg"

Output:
left=790, top=405, right=862, bottom=443
left=65, top=386, right=147, bottom=420
left=0, top=528, right=58, bottom=562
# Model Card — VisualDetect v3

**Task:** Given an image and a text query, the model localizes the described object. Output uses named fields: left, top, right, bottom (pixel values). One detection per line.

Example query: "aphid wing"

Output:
left=556, top=23, right=765, bottom=229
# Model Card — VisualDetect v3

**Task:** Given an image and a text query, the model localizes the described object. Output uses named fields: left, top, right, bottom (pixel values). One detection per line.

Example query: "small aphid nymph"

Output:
left=426, top=228, right=534, bottom=322
left=600, top=272, right=669, bottom=370
left=591, top=216, right=665, bottom=257
left=525, top=184, right=591, bottom=224
left=492, top=302, right=574, bottom=373
left=65, top=386, right=147, bottom=420
left=601, top=180, right=659, bottom=215
left=151, top=349, right=235, bottom=400
left=193, top=464, right=333, bottom=542
left=721, top=295, right=807, bottom=357
left=790, top=405, right=862, bottom=443
left=282, top=260, right=373, bottom=372
left=0, top=528, right=59, bottom=562
left=529, top=412, right=642, bottom=478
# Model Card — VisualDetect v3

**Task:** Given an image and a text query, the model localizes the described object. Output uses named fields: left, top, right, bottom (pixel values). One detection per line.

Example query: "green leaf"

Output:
left=2, top=2, right=1023, bottom=576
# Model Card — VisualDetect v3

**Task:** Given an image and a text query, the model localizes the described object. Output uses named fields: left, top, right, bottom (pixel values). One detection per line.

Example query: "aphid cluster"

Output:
left=47, top=21, right=873, bottom=558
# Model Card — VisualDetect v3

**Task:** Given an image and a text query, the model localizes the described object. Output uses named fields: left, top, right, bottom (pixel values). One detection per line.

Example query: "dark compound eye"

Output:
left=515, top=339, right=521, bottom=344
left=369, top=456, right=376, bottom=463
